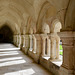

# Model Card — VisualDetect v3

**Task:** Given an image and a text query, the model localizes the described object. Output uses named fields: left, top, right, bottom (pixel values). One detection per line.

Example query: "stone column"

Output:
left=47, top=38, right=50, bottom=57
left=41, top=34, right=49, bottom=57
left=56, top=37, right=60, bottom=59
left=16, top=35, right=19, bottom=47
left=15, top=35, right=16, bottom=45
left=29, top=35, right=33, bottom=51
left=51, top=39, right=56, bottom=59
left=35, top=34, right=42, bottom=55
left=58, top=32, right=74, bottom=75
left=18, top=35, right=21, bottom=48
left=24, top=35, right=30, bottom=54
left=23, top=35, right=25, bottom=47
left=42, top=38, right=45, bottom=57
left=49, top=33, right=60, bottom=60
left=14, top=35, right=17, bottom=45
left=33, top=35, right=36, bottom=53
left=49, top=34, right=56, bottom=59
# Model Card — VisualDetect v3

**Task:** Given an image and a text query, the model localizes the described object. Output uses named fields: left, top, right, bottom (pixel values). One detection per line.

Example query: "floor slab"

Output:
left=0, top=43, right=52, bottom=75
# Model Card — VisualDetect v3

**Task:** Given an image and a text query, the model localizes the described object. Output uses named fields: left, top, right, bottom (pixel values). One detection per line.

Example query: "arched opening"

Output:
left=54, top=21, right=63, bottom=60
left=51, top=20, right=63, bottom=63
left=59, top=40, right=63, bottom=60
left=41, top=22, right=50, bottom=59
left=0, top=25, right=14, bottom=43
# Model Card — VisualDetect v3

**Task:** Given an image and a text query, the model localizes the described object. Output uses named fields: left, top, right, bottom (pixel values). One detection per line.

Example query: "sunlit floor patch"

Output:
left=0, top=59, right=26, bottom=67
left=4, top=68, right=35, bottom=75
left=0, top=48, right=20, bottom=51
left=0, top=53, right=19, bottom=56
left=0, top=43, right=52, bottom=75
left=0, top=51, right=19, bottom=53
left=0, top=57, right=23, bottom=62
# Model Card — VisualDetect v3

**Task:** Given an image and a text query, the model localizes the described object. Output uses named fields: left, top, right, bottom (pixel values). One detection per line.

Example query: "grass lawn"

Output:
left=60, top=45, right=63, bottom=50
left=59, top=45, right=63, bottom=55
left=60, top=51, right=63, bottom=55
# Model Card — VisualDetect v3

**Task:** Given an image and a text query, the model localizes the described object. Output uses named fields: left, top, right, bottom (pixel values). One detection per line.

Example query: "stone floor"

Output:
left=0, top=43, right=52, bottom=75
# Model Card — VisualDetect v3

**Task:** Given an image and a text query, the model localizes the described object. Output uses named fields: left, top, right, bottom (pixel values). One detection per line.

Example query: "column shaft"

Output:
left=56, top=38, right=60, bottom=59
left=47, top=39, right=50, bottom=57
left=33, top=37, right=36, bottom=53
left=51, top=39, right=56, bottom=59
left=42, top=38, right=45, bottom=57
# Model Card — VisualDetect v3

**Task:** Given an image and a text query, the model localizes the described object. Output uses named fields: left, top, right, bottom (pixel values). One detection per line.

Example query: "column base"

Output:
left=60, top=67, right=74, bottom=75
left=18, top=44, right=21, bottom=48
left=22, top=47, right=25, bottom=51
left=29, top=48, right=33, bottom=51
left=16, top=44, right=19, bottom=47
left=33, top=51, right=36, bottom=53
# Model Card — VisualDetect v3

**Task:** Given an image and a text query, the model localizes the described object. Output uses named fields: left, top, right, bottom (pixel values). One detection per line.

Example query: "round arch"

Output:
left=51, top=19, right=62, bottom=33
left=36, top=1, right=57, bottom=33
left=42, top=22, right=50, bottom=34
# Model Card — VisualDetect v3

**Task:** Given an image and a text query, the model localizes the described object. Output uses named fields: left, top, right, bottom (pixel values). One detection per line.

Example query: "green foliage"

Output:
left=60, top=45, right=63, bottom=50
left=60, top=51, right=63, bottom=55
left=60, top=45, right=63, bottom=55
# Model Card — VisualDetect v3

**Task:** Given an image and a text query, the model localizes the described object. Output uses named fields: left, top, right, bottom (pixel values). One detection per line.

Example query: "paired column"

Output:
left=34, top=34, right=42, bottom=55
left=49, top=33, right=60, bottom=60
left=56, top=38, right=60, bottom=59
left=42, top=38, right=45, bottom=57
left=47, top=38, right=50, bottom=57
left=50, top=39, right=56, bottom=59
left=29, top=35, right=33, bottom=51
left=18, top=35, right=21, bottom=48
left=16, top=35, right=19, bottom=47
left=41, top=34, right=50, bottom=57
left=33, top=35, right=36, bottom=53
left=23, top=35, right=25, bottom=47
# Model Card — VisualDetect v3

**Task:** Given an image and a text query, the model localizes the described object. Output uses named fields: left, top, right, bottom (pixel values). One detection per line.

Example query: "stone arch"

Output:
left=26, top=16, right=35, bottom=34
left=51, top=19, right=62, bottom=33
left=42, top=22, right=50, bottom=34
left=50, top=19, right=63, bottom=60
left=36, top=1, right=57, bottom=33
left=36, top=1, right=51, bottom=33
left=65, top=0, right=75, bottom=31
left=29, top=28, right=33, bottom=34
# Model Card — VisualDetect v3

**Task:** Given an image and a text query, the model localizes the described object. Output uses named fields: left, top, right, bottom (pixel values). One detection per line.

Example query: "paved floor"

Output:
left=0, top=43, right=52, bottom=75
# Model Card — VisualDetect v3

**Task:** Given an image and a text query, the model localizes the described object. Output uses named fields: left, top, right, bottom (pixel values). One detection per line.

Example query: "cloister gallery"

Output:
left=0, top=0, right=75, bottom=75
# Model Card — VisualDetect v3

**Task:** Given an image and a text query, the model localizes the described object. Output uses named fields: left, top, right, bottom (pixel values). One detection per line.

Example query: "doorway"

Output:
left=0, top=25, right=13, bottom=43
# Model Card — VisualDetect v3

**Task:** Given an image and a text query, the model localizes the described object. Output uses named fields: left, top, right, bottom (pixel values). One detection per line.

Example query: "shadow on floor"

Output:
left=0, top=43, right=52, bottom=75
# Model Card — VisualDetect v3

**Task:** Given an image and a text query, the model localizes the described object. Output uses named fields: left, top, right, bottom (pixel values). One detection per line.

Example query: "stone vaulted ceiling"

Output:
left=0, top=0, right=74, bottom=34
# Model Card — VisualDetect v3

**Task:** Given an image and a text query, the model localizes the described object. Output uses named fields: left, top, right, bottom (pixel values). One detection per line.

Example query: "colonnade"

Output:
left=13, top=31, right=75, bottom=75
left=13, top=33, right=60, bottom=60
